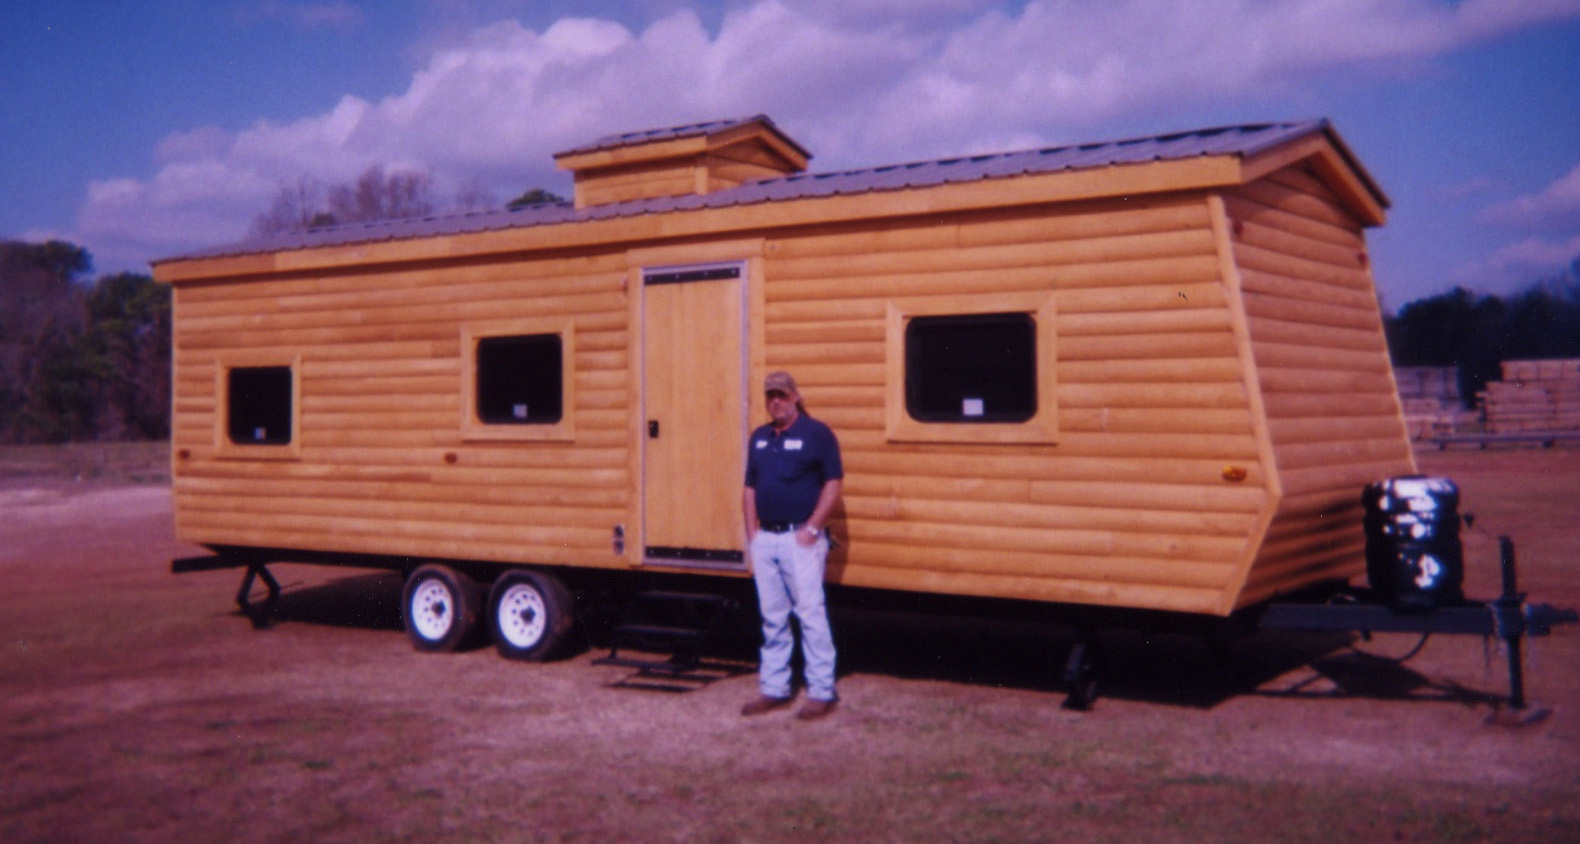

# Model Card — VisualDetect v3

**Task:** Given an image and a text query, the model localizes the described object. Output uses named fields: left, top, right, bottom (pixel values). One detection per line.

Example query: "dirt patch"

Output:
left=2, top=446, right=1577, bottom=843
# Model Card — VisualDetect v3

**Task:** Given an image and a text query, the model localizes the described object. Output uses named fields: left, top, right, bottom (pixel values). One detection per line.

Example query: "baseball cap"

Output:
left=763, top=371, right=797, bottom=394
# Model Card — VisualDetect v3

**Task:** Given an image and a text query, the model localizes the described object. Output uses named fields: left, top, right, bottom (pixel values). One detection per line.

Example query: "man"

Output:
left=741, top=371, right=844, bottom=720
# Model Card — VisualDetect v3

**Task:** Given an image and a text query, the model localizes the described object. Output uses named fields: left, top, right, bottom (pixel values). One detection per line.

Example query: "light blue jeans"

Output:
left=749, top=528, right=837, bottom=702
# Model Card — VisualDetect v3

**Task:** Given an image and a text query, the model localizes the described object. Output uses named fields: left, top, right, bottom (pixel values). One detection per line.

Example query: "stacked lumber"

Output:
left=1395, top=366, right=1458, bottom=402
left=1393, top=366, right=1468, bottom=438
left=1480, top=359, right=1580, bottom=433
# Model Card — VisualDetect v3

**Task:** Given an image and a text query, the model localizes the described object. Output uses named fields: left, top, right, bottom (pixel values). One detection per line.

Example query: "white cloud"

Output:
left=790, top=0, right=997, bottom=30
left=1464, top=162, right=1580, bottom=288
left=1480, top=162, right=1580, bottom=230
left=155, top=126, right=235, bottom=165
left=1451, top=232, right=1580, bottom=290
left=77, top=0, right=1580, bottom=270
left=856, top=0, right=1580, bottom=154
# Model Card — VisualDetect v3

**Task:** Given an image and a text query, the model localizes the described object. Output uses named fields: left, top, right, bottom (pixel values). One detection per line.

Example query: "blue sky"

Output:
left=3, top=0, right=1578, bottom=309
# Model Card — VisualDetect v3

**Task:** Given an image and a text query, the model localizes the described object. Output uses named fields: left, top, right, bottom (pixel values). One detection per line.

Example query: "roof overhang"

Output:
left=552, top=116, right=810, bottom=175
left=1239, top=123, right=1388, bottom=226
left=154, top=154, right=1265, bottom=282
left=154, top=120, right=1389, bottom=283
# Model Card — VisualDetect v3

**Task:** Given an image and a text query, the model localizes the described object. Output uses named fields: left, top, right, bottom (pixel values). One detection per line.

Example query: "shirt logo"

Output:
left=785, top=439, right=804, bottom=450
left=755, top=439, right=768, bottom=449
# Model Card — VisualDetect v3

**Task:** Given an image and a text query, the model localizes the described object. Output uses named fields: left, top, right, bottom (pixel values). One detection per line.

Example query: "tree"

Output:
left=82, top=273, right=172, bottom=440
left=1501, top=262, right=1580, bottom=362
left=252, top=168, right=568, bottom=236
left=252, top=165, right=440, bottom=235
left=0, top=242, right=172, bottom=443
left=453, top=177, right=498, bottom=213
left=507, top=188, right=567, bottom=209
left=0, top=241, right=93, bottom=442
left=1385, top=261, right=1580, bottom=405
left=251, top=176, right=328, bottom=236
left=328, top=165, right=435, bottom=224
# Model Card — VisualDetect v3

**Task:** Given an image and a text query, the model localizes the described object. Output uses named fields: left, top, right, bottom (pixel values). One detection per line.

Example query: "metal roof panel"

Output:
left=161, top=120, right=1355, bottom=264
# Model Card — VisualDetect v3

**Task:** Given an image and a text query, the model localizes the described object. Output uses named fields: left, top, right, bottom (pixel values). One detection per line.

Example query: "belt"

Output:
left=759, top=521, right=804, bottom=533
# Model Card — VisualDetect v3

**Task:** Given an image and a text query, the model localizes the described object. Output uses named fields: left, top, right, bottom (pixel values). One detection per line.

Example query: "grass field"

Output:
left=1, top=443, right=1577, bottom=843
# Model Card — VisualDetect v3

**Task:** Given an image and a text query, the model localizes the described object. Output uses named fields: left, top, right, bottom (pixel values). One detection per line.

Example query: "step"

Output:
left=596, top=590, right=748, bottom=677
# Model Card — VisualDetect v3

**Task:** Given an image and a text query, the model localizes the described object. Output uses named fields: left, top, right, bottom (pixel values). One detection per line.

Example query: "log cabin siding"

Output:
left=1224, top=165, right=1414, bottom=608
left=760, top=196, right=1265, bottom=614
left=170, top=250, right=635, bottom=568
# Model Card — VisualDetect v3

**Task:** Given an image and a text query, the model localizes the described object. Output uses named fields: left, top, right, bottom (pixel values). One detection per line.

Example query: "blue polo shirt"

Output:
left=744, top=414, right=843, bottom=524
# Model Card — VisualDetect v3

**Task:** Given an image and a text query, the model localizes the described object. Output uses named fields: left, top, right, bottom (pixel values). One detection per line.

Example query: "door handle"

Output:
left=648, top=420, right=659, bottom=439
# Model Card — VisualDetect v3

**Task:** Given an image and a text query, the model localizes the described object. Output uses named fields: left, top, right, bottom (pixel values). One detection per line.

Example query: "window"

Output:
left=905, top=313, right=1036, bottom=423
left=475, top=334, right=563, bottom=424
left=461, top=318, right=576, bottom=441
left=215, top=352, right=301, bottom=459
left=885, top=293, right=1057, bottom=444
left=227, top=366, right=294, bottom=444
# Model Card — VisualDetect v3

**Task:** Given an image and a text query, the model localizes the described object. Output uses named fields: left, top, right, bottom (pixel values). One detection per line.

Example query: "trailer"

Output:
left=154, top=115, right=1570, bottom=705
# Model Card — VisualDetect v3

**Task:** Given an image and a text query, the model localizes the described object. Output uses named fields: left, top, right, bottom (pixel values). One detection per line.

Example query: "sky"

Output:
left=2, top=0, right=1579, bottom=309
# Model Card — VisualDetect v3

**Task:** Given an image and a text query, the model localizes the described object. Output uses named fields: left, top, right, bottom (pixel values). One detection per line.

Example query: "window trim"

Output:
left=884, top=292, right=1057, bottom=444
left=215, top=351, right=302, bottom=460
left=461, top=317, right=577, bottom=442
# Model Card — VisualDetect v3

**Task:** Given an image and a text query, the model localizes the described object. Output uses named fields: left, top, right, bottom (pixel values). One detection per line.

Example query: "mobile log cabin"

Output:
left=154, top=115, right=1415, bottom=660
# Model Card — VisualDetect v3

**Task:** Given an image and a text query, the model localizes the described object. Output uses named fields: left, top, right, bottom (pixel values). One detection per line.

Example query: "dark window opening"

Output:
left=644, top=266, right=741, bottom=285
left=905, top=312, right=1037, bottom=423
left=476, top=334, right=563, bottom=424
left=227, top=366, right=293, bottom=445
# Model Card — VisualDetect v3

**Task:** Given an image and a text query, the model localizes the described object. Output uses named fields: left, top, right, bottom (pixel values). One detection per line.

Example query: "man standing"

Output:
left=741, top=371, right=843, bottom=720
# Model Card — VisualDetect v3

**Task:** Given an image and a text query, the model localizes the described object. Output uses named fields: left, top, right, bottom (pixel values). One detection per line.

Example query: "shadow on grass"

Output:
left=233, top=571, right=403, bottom=634
left=1253, top=649, right=1506, bottom=708
left=827, top=605, right=1331, bottom=708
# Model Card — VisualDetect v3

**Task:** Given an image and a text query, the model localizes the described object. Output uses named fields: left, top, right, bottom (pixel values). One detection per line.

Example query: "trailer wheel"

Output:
left=402, top=564, right=479, bottom=652
left=489, top=569, right=574, bottom=661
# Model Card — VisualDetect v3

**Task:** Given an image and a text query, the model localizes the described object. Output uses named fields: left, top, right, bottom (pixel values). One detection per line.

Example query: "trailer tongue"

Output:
left=1061, top=477, right=1577, bottom=713
left=1253, top=535, right=1576, bottom=720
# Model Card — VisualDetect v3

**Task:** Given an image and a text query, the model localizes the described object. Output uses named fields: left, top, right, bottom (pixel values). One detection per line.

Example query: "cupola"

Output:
left=552, top=115, right=811, bottom=209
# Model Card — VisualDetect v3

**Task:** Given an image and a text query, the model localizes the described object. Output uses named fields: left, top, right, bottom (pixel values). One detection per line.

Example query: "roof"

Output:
left=552, top=114, right=812, bottom=162
left=159, top=119, right=1381, bottom=265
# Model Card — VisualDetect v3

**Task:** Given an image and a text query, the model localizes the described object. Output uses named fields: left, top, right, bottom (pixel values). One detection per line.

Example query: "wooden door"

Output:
left=642, top=264, right=746, bottom=567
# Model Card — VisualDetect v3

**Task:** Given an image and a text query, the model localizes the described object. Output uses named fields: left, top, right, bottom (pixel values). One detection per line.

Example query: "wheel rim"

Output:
left=497, top=582, right=548, bottom=649
left=409, top=579, right=455, bottom=642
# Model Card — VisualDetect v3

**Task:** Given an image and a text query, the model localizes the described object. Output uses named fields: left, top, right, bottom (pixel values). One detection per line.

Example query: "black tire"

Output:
left=401, top=564, right=480, bottom=652
left=488, top=569, right=575, bottom=661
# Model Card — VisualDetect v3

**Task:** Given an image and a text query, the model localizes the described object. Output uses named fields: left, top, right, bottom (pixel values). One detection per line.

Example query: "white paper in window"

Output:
left=254, top=427, right=267, bottom=441
left=962, top=398, right=985, bottom=417
left=513, top=404, right=529, bottom=419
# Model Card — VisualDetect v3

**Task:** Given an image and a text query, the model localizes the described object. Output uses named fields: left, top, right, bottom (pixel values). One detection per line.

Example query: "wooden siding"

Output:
left=761, top=197, right=1269, bottom=615
left=170, top=252, right=634, bottom=568
left=574, top=158, right=702, bottom=208
left=161, top=135, right=1407, bottom=619
left=1222, top=165, right=1415, bottom=609
left=706, top=140, right=804, bottom=191
left=566, top=130, right=805, bottom=209
left=573, top=144, right=798, bottom=206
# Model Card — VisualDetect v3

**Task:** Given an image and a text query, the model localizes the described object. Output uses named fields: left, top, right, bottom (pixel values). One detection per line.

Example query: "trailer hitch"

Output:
left=1258, top=535, right=1576, bottom=715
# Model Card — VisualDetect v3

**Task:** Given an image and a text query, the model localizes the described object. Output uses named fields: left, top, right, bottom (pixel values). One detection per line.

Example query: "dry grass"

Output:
left=1, top=445, right=1577, bottom=843
left=0, top=440, right=170, bottom=488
